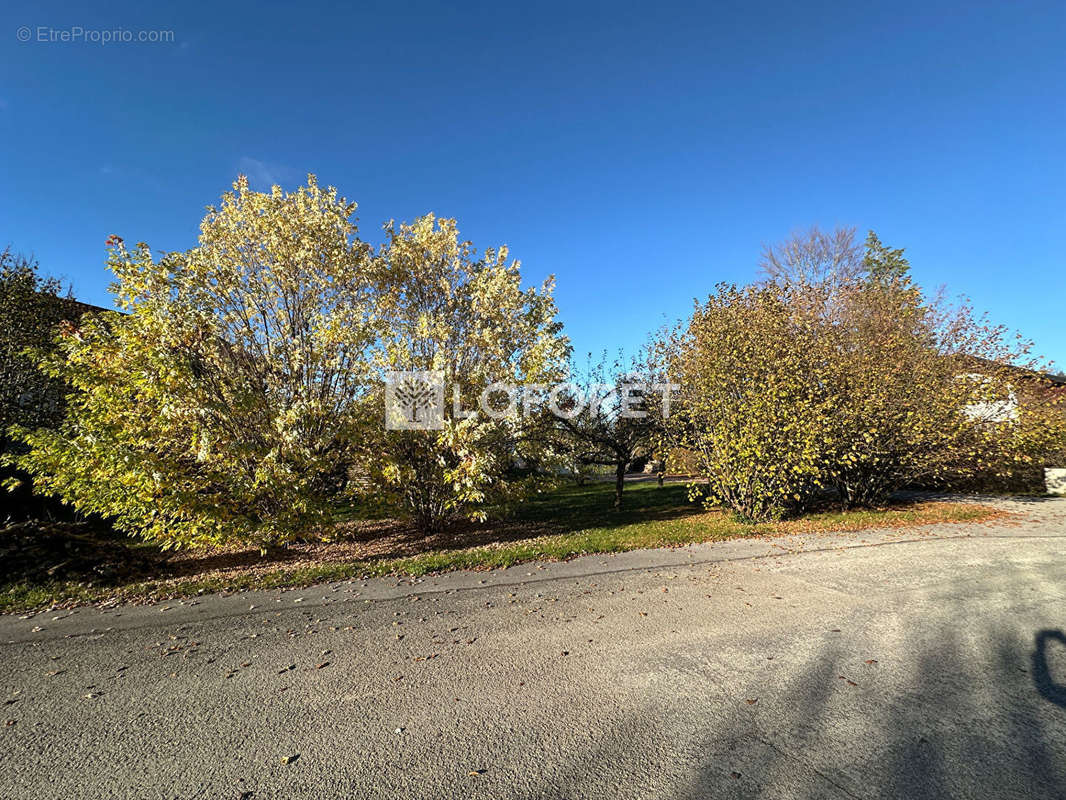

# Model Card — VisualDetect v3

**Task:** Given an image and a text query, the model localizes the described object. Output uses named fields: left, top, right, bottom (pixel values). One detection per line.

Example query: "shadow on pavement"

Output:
left=1032, top=629, right=1066, bottom=708
left=510, top=577, right=1066, bottom=799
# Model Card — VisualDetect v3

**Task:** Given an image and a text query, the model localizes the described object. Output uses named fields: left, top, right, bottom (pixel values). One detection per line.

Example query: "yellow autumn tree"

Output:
left=362, top=215, right=569, bottom=532
left=10, top=177, right=379, bottom=548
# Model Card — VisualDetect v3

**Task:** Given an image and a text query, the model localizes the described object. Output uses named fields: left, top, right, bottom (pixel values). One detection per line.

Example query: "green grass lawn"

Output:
left=0, top=482, right=1005, bottom=613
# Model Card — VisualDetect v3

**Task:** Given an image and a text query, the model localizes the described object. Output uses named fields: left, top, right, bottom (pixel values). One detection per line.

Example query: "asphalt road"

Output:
left=3, top=496, right=1066, bottom=799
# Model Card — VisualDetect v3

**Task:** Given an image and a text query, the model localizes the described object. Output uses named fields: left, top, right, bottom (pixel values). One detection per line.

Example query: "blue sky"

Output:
left=2, top=0, right=1064, bottom=367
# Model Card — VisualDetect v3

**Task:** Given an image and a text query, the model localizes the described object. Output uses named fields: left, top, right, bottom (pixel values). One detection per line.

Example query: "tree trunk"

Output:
left=614, top=460, right=626, bottom=509
left=657, top=471, right=664, bottom=488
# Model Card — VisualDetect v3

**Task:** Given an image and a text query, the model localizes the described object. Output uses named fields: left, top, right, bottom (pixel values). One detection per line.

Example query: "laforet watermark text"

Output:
left=385, top=371, right=678, bottom=431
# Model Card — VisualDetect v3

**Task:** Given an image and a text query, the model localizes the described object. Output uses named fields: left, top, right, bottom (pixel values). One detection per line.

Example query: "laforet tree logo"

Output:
left=385, top=371, right=445, bottom=430
left=396, top=379, right=435, bottom=421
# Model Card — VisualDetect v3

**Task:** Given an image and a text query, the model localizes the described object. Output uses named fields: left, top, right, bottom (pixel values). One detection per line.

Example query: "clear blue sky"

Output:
left=2, top=1, right=1064, bottom=367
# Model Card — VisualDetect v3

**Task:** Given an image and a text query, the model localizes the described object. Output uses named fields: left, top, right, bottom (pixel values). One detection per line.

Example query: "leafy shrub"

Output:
left=667, top=275, right=1065, bottom=520
left=10, top=178, right=378, bottom=548
left=10, top=183, right=570, bottom=545
left=362, top=215, right=569, bottom=532
left=669, top=283, right=836, bottom=520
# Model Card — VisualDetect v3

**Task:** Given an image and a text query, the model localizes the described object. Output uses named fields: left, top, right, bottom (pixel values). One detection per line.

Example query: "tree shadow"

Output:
left=895, top=489, right=1064, bottom=506
left=504, top=574, right=1066, bottom=799
left=684, top=619, right=1066, bottom=799
left=987, top=495, right=1063, bottom=506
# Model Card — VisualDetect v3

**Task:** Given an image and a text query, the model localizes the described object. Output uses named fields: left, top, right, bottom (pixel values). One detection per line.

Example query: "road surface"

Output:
left=3, top=496, right=1066, bottom=799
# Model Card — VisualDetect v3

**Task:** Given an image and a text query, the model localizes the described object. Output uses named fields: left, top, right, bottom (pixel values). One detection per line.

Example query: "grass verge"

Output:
left=1, top=483, right=1006, bottom=613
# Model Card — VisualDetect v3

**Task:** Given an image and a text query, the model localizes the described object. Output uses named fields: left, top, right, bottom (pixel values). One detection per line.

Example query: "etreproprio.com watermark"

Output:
left=16, top=25, right=175, bottom=44
left=385, top=371, right=679, bottom=431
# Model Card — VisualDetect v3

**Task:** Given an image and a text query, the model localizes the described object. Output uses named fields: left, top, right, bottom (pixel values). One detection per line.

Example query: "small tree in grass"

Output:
left=551, top=354, right=672, bottom=509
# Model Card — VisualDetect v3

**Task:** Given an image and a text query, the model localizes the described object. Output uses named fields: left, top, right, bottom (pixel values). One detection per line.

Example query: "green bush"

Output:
left=666, top=276, right=1065, bottom=520
left=669, top=283, right=836, bottom=520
